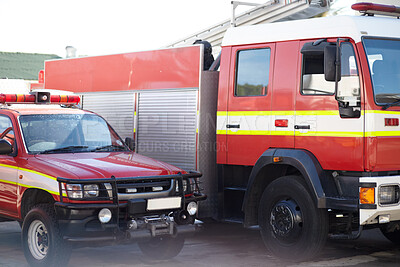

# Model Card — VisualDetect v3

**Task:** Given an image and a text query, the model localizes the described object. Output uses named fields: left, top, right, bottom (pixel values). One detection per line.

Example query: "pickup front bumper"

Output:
left=54, top=172, right=206, bottom=243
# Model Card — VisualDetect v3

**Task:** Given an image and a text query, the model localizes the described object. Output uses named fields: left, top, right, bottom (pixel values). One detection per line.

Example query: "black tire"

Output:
left=138, top=235, right=185, bottom=260
left=258, top=176, right=328, bottom=261
left=21, top=204, right=71, bottom=267
left=380, top=224, right=400, bottom=244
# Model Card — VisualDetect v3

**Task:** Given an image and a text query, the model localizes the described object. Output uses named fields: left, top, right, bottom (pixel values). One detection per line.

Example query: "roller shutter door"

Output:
left=81, top=91, right=135, bottom=140
left=137, top=90, right=198, bottom=171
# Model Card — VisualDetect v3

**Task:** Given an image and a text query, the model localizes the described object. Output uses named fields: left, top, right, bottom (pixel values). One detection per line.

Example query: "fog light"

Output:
left=187, top=201, right=197, bottom=216
left=98, top=208, right=112, bottom=224
left=379, top=185, right=400, bottom=205
left=379, top=215, right=390, bottom=224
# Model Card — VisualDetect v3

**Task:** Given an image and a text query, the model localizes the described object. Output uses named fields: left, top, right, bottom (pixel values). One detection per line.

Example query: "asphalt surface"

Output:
left=1, top=220, right=400, bottom=266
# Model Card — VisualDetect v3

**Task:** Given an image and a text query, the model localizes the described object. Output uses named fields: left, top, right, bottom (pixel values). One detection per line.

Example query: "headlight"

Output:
left=66, top=184, right=83, bottom=199
left=84, top=184, right=99, bottom=197
left=66, top=183, right=99, bottom=199
left=176, top=180, right=188, bottom=193
left=379, top=185, right=400, bottom=205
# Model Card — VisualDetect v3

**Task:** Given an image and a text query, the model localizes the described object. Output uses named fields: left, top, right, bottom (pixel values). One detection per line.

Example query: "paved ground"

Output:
left=1, top=220, right=400, bottom=266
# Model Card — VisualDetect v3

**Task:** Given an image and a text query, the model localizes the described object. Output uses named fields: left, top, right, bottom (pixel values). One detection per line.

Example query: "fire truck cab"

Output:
left=216, top=3, right=400, bottom=260
left=0, top=92, right=205, bottom=266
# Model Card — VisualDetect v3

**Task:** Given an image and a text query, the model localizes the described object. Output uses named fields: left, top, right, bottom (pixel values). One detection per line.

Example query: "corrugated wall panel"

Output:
left=80, top=91, right=135, bottom=140
left=137, top=90, right=198, bottom=171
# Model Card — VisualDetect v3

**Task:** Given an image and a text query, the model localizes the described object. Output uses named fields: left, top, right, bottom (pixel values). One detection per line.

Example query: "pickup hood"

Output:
left=33, top=152, right=182, bottom=179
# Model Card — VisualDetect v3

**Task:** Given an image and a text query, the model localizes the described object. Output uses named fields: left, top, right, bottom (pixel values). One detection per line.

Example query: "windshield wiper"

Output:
left=39, top=145, right=89, bottom=154
left=92, top=144, right=127, bottom=152
left=382, top=99, right=400, bottom=110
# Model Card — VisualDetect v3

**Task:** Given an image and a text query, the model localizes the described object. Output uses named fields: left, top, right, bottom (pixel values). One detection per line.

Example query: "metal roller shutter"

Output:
left=80, top=91, right=135, bottom=140
left=137, top=90, right=198, bottom=171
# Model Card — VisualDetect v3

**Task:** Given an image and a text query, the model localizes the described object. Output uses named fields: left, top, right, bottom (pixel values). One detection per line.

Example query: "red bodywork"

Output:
left=217, top=38, right=400, bottom=172
left=45, top=47, right=201, bottom=92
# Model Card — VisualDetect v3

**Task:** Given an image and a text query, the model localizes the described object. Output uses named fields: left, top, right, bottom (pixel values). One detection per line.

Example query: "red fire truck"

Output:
left=40, top=2, right=400, bottom=261
left=0, top=92, right=205, bottom=266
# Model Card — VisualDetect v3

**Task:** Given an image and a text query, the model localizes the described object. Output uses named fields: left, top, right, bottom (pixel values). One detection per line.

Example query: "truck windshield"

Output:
left=19, top=114, right=128, bottom=154
left=363, top=38, right=400, bottom=105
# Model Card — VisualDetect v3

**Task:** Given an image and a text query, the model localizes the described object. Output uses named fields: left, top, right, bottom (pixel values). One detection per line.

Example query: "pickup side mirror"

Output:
left=0, top=139, right=13, bottom=155
left=125, top=137, right=135, bottom=151
left=324, top=45, right=341, bottom=82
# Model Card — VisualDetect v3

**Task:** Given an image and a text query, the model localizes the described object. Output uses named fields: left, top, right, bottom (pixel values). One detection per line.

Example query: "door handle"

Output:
left=226, top=124, right=240, bottom=129
left=294, top=125, right=310, bottom=130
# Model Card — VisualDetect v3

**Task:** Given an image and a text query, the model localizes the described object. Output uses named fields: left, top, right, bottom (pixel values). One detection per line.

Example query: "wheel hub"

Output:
left=270, top=199, right=303, bottom=244
left=28, top=220, right=49, bottom=260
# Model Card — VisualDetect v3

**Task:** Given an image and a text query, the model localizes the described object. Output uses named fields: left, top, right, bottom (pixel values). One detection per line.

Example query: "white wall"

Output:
left=0, top=79, right=32, bottom=93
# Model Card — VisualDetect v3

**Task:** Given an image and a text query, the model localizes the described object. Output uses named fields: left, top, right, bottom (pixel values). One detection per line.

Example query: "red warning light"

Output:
left=352, top=2, right=400, bottom=16
left=0, top=93, right=80, bottom=105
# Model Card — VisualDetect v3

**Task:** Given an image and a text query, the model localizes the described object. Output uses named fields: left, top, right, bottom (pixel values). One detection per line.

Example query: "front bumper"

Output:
left=360, top=175, right=400, bottom=225
left=55, top=171, right=206, bottom=243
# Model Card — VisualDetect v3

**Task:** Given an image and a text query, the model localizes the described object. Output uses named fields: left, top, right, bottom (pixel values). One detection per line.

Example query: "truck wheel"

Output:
left=21, top=204, right=71, bottom=267
left=380, top=224, right=400, bottom=244
left=138, top=235, right=185, bottom=260
left=258, top=176, right=328, bottom=261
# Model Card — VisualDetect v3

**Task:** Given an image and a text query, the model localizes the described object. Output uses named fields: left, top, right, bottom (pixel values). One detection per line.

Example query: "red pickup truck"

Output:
left=0, top=92, right=205, bottom=266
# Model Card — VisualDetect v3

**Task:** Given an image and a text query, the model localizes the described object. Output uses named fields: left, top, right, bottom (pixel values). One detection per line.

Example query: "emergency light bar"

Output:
left=352, top=2, right=400, bottom=17
left=0, top=93, right=80, bottom=105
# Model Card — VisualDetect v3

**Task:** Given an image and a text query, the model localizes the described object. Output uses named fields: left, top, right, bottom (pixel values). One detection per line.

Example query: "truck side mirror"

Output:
left=125, top=137, right=135, bottom=151
left=0, top=139, right=13, bottom=155
left=324, top=45, right=341, bottom=82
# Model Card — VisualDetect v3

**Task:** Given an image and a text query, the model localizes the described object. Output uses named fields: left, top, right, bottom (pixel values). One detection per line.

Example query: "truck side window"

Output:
left=0, top=116, right=14, bottom=146
left=235, top=48, right=270, bottom=97
left=301, top=42, right=360, bottom=97
left=337, top=42, right=360, bottom=100
left=301, top=49, right=335, bottom=95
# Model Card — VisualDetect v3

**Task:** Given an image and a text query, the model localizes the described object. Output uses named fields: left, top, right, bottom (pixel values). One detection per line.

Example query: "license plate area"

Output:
left=147, top=197, right=181, bottom=211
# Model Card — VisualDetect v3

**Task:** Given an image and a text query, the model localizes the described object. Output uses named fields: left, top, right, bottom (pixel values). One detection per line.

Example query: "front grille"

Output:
left=116, top=179, right=171, bottom=194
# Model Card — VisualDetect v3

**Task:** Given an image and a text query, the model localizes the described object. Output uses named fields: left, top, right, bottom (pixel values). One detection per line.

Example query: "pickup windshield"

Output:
left=363, top=38, right=400, bottom=105
left=19, top=114, right=128, bottom=154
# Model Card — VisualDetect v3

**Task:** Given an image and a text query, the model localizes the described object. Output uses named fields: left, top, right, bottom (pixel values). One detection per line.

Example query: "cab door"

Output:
left=0, top=114, right=18, bottom=216
left=226, top=43, right=275, bottom=166
left=295, top=40, right=364, bottom=171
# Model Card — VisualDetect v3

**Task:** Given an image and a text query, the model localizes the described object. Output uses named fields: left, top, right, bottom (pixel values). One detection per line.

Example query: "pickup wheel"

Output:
left=138, top=235, right=185, bottom=260
left=258, top=176, right=328, bottom=261
left=21, top=204, right=71, bottom=267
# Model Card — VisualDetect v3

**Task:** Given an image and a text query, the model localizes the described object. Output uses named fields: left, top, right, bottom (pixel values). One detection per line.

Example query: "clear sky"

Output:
left=0, top=0, right=354, bottom=57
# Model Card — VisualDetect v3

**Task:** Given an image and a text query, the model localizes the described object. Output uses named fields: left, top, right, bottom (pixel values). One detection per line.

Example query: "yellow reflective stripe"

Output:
left=222, top=130, right=363, bottom=137
left=366, top=131, right=400, bottom=137
left=0, top=179, right=63, bottom=196
left=227, top=130, right=270, bottom=135
left=365, top=110, right=400, bottom=115
left=295, top=110, right=339, bottom=116
left=228, top=111, right=272, bottom=116
left=0, top=163, right=57, bottom=181
left=218, top=130, right=400, bottom=138
left=295, top=131, right=364, bottom=138
left=0, top=179, right=16, bottom=185
left=0, top=163, right=18, bottom=170
left=217, top=110, right=341, bottom=116
left=19, top=183, right=62, bottom=196
left=270, top=131, right=293, bottom=136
